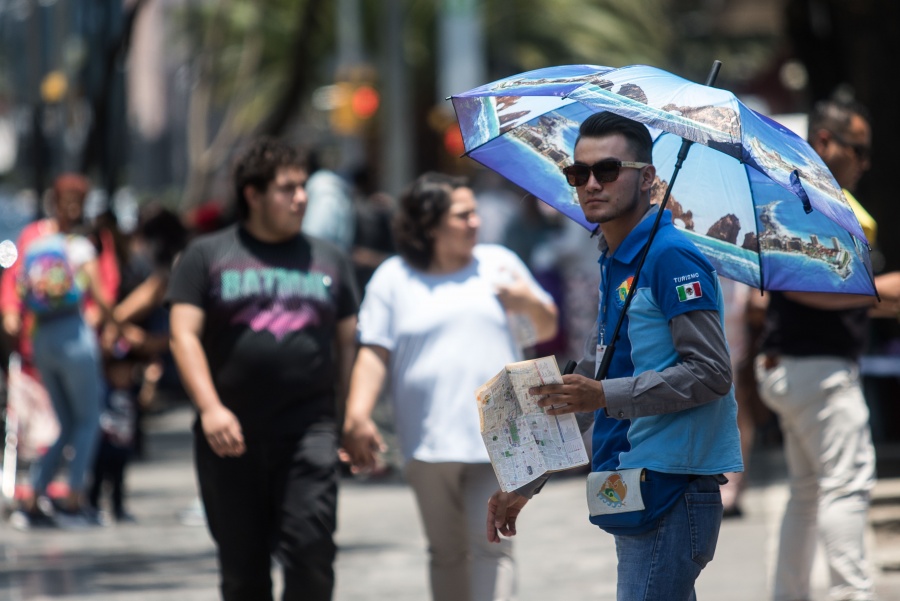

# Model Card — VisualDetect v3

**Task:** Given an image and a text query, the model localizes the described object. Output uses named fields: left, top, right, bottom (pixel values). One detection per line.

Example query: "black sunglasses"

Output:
left=562, top=160, right=651, bottom=187
left=827, top=130, right=870, bottom=162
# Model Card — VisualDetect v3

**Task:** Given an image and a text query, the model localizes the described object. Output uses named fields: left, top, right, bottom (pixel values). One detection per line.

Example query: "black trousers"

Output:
left=195, top=423, right=339, bottom=601
left=88, top=441, right=129, bottom=515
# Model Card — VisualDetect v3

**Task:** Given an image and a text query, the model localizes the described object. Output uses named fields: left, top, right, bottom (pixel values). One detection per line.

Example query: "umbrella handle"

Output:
left=592, top=59, right=724, bottom=383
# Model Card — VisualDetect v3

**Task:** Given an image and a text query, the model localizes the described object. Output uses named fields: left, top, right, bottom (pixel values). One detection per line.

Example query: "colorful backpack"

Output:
left=18, top=233, right=83, bottom=316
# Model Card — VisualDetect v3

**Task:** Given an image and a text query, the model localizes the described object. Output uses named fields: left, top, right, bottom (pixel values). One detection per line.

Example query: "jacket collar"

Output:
left=596, top=205, right=672, bottom=264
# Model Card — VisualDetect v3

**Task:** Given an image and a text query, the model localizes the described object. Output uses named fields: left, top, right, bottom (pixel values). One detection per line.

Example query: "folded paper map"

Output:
left=476, top=356, right=589, bottom=492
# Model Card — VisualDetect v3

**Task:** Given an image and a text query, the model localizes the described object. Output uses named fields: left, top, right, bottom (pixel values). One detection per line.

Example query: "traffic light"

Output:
left=351, top=85, right=379, bottom=120
left=326, top=78, right=380, bottom=135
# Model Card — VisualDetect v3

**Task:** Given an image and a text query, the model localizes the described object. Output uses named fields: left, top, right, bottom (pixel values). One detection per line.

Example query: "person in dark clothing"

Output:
left=167, top=137, right=359, bottom=601
left=88, top=353, right=139, bottom=522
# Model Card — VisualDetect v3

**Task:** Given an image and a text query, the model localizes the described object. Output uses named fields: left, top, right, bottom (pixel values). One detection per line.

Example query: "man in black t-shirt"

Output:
left=167, top=138, right=359, bottom=601
left=756, top=99, right=900, bottom=601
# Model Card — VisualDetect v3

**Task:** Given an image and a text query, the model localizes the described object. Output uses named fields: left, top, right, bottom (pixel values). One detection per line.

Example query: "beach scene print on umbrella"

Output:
left=451, top=63, right=876, bottom=296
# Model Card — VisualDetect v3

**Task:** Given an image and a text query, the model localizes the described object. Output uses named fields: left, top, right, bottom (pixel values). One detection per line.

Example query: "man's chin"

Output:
left=583, top=213, right=611, bottom=225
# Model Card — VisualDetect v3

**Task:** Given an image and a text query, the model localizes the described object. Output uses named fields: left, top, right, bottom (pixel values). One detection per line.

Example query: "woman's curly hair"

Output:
left=392, top=172, right=469, bottom=270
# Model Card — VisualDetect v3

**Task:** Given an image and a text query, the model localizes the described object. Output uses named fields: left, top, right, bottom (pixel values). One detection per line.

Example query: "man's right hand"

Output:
left=487, top=489, right=529, bottom=543
left=200, top=405, right=246, bottom=458
left=341, top=417, right=386, bottom=474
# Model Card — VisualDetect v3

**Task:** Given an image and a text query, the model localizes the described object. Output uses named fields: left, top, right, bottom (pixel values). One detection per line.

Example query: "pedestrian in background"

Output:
left=87, top=351, right=140, bottom=523
left=301, top=151, right=355, bottom=253
left=342, top=171, right=558, bottom=601
left=168, top=137, right=358, bottom=600
left=756, top=97, right=900, bottom=601
left=2, top=173, right=113, bottom=528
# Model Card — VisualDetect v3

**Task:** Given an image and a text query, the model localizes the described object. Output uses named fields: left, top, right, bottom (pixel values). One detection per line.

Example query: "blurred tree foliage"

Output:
left=171, top=0, right=681, bottom=205
left=172, top=0, right=790, bottom=205
left=173, top=0, right=335, bottom=205
left=483, top=0, right=673, bottom=73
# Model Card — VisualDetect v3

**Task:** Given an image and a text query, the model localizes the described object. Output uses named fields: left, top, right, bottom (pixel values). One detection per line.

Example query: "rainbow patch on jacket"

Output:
left=616, top=276, right=634, bottom=305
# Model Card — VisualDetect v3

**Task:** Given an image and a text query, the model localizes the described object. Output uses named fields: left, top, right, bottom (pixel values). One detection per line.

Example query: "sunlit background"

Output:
left=1, top=0, right=899, bottom=433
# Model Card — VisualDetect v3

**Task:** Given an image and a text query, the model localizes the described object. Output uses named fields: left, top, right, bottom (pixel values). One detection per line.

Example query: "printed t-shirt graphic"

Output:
left=165, top=226, right=359, bottom=437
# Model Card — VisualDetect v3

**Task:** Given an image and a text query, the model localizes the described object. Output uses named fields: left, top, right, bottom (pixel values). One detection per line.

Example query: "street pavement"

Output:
left=2, top=402, right=900, bottom=600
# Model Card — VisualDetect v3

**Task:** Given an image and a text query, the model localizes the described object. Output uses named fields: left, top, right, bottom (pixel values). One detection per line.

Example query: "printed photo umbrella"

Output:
left=450, top=62, right=877, bottom=297
left=451, top=61, right=877, bottom=379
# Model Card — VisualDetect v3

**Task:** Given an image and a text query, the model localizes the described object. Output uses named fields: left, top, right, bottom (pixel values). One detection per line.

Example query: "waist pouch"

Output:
left=586, top=468, right=693, bottom=535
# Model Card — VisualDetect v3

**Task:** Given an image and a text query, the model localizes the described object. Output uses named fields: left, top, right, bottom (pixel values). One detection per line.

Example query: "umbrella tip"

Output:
left=704, top=61, right=722, bottom=87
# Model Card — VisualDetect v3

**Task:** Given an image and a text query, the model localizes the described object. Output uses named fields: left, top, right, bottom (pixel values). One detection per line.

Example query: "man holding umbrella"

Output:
left=486, top=111, right=742, bottom=600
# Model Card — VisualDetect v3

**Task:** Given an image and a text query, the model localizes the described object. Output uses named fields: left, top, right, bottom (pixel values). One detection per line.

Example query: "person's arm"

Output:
left=782, top=290, right=876, bottom=311
left=115, top=322, right=170, bottom=356
left=341, top=344, right=390, bottom=473
left=782, top=272, right=900, bottom=316
left=870, top=272, right=900, bottom=318
left=602, top=310, right=732, bottom=418
left=81, top=257, right=117, bottom=329
left=533, top=310, right=732, bottom=419
left=113, top=272, right=169, bottom=324
left=1, top=262, right=22, bottom=335
left=495, top=271, right=559, bottom=343
left=1, top=226, right=38, bottom=337
left=783, top=271, right=900, bottom=312
left=334, top=314, right=358, bottom=419
left=169, top=302, right=245, bottom=458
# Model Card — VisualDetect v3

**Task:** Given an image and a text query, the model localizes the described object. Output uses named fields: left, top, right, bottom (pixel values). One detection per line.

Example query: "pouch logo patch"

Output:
left=676, top=281, right=702, bottom=302
left=598, top=472, right=629, bottom=508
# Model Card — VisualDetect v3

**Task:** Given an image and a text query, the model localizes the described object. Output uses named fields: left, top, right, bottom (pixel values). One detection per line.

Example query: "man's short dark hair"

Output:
left=575, top=112, right=653, bottom=163
left=232, top=137, right=307, bottom=220
left=808, top=96, right=871, bottom=142
left=393, top=172, right=469, bottom=271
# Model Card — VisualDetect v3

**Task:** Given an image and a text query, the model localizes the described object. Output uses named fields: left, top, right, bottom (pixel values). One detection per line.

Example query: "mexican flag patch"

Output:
left=676, top=281, right=702, bottom=302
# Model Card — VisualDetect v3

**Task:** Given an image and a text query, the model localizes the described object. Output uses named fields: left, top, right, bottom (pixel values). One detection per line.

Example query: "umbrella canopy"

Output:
left=451, top=64, right=876, bottom=296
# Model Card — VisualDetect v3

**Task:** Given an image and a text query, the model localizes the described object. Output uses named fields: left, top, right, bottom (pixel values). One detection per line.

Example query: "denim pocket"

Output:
left=685, top=491, right=723, bottom=568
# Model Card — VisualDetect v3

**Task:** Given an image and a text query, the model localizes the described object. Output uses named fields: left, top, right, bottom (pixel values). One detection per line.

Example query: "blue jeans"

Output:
left=614, top=475, right=723, bottom=601
left=30, top=314, right=103, bottom=496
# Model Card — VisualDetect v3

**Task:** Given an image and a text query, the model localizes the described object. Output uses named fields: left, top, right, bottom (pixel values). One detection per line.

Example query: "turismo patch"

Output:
left=676, top=281, right=702, bottom=301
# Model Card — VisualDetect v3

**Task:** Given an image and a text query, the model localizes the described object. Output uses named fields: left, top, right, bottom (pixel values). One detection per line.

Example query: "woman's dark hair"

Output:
left=392, top=172, right=469, bottom=270
left=232, top=137, right=307, bottom=220
left=808, top=96, right=871, bottom=141
left=575, top=112, right=653, bottom=163
left=139, top=205, right=188, bottom=269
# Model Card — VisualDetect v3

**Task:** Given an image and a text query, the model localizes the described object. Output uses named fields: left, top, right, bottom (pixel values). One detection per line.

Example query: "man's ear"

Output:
left=810, top=129, right=830, bottom=155
left=640, top=164, right=656, bottom=192
left=243, top=184, right=262, bottom=210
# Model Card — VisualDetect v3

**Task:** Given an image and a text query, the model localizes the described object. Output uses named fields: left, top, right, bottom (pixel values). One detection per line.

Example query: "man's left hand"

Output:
left=531, top=374, right=605, bottom=415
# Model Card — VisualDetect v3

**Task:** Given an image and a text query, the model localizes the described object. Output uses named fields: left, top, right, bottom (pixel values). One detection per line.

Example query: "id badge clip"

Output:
left=594, top=328, right=608, bottom=377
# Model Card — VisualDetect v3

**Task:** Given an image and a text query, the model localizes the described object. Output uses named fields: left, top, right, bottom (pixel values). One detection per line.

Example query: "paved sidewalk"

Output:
left=2, top=403, right=900, bottom=600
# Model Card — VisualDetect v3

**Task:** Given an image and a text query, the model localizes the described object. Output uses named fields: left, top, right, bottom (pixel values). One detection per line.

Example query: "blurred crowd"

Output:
left=0, top=95, right=896, bottom=601
left=0, top=159, right=778, bottom=527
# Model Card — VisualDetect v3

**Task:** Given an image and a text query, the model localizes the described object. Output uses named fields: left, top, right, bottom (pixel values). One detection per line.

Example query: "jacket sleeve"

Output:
left=603, top=309, right=733, bottom=419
